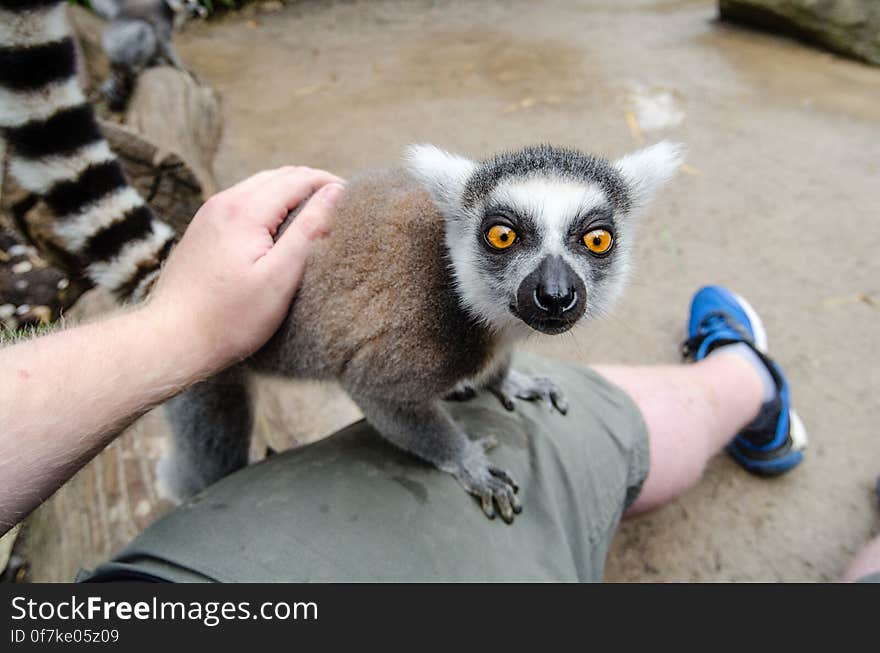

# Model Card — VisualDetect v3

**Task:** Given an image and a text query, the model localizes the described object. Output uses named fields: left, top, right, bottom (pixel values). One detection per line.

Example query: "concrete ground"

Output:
left=21, top=0, right=880, bottom=581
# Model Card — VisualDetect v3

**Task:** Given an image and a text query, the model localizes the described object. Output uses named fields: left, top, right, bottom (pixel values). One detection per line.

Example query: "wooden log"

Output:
left=126, top=67, right=223, bottom=197
left=0, top=117, right=210, bottom=278
left=67, top=2, right=222, bottom=195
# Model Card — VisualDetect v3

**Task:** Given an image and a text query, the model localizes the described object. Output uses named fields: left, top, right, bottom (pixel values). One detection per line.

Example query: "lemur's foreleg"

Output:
left=155, top=33, right=184, bottom=69
left=351, top=393, right=522, bottom=523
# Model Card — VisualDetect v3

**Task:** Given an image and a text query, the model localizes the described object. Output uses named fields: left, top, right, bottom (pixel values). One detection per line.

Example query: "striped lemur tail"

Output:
left=0, top=0, right=175, bottom=302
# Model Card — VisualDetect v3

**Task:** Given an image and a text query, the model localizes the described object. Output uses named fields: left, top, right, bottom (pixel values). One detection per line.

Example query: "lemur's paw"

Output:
left=100, top=78, right=129, bottom=113
left=445, top=383, right=478, bottom=402
left=490, top=369, right=568, bottom=415
left=453, top=440, right=521, bottom=524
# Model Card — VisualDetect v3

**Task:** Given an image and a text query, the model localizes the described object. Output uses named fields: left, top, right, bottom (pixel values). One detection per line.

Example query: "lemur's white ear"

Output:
left=405, top=144, right=477, bottom=216
left=614, top=141, right=685, bottom=211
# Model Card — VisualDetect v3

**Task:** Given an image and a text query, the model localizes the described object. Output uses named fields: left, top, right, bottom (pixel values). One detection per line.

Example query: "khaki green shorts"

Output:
left=80, top=353, right=649, bottom=583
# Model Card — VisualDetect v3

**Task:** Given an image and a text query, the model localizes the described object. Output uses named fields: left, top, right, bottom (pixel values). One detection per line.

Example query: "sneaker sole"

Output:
left=731, top=291, right=768, bottom=351
left=732, top=291, right=808, bottom=452
left=729, top=444, right=804, bottom=476
left=789, top=409, right=808, bottom=451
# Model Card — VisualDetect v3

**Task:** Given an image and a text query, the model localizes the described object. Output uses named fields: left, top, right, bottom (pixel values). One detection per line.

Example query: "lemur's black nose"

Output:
left=534, top=284, right=578, bottom=317
left=514, top=255, right=587, bottom=335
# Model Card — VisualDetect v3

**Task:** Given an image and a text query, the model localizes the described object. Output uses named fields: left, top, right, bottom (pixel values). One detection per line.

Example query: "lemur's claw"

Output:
left=490, top=465, right=521, bottom=523
left=490, top=369, right=569, bottom=416
left=447, top=372, right=568, bottom=416
left=455, top=441, right=521, bottom=524
left=549, top=390, right=569, bottom=415
left=488, top=386, right=516, bottom=411
left=488, top=464, right=519, bottom=493
left=480, top=494, right=496, bottom=520
left=475, top=479, right=519, bottom=524
left=445, top=384, right=477, bottom=402
left=496, top=492, right=514, bottom=523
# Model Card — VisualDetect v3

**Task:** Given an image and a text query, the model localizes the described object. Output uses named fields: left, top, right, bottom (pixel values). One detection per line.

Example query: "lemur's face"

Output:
left=407, top=142, right=683, bottom=334
left=465, top=175, right=623, bottom=334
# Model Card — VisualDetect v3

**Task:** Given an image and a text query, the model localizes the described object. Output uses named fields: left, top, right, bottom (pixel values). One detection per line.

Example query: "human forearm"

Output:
left=0, top=166, right=341, bottom=533
left=0, top=306, right=213, bottom=530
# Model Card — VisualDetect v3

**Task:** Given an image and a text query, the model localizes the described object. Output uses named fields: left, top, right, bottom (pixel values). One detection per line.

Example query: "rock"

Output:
left=0, top=226, right=91, bottom=328
left=17, top=304, right=52, bottom=325
left=11, top=261, right=32, bottom=274
left=719, top=0, right=880, bottom=66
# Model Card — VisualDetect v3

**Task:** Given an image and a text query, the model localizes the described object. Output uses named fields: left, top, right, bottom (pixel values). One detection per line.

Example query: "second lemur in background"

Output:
left=93, top=0, right=201, bottom=110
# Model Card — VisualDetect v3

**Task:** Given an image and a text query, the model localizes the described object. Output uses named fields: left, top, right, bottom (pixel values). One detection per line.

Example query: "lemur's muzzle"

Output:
left=513, top=255, right=586, bottom=334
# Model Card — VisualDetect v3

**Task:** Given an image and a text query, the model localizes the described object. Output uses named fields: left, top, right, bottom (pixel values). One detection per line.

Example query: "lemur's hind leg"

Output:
left=158, top=366, right=253, bottom=503
left=351, top=393, right=522, bottom=523
left=157, top=36, right=185, bottom=70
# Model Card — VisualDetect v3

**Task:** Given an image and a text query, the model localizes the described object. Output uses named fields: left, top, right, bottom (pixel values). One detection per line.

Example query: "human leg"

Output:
left=599, top=285, right=807, bottom=516
left=595, top=351, right=764, bottom=515
left=842, top=534, right=880, bottom=582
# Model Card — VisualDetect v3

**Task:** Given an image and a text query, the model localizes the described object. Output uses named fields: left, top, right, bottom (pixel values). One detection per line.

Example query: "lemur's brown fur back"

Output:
left=253, top=169, right=499, bottom=402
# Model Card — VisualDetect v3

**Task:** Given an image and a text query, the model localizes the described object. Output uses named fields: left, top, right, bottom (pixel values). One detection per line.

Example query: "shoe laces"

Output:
left=681, top=310, right=752, bottom=360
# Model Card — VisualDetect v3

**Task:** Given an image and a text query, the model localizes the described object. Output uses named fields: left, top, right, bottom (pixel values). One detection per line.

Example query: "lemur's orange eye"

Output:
left=583, top=228, right=613, bottom=255
left=485, top=225, right=517, bottom=250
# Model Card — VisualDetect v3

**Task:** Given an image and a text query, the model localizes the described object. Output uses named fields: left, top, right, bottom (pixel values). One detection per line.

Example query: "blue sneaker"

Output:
left=683, top=285, right=807, bottom=476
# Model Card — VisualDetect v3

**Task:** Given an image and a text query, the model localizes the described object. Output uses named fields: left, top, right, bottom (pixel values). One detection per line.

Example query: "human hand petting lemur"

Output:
left=147, top=166, right=345, bottom=372
left=0, top=166, right=342, bottom=529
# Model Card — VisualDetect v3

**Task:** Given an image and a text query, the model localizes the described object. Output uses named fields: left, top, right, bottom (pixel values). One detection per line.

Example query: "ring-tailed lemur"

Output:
left=92, top=0, right=200, bottom=111
left=230, top=141, right=681, bottom=523
left=1, top=1, right=684, bottom=523
left=0, top=0, right=175, bottom=302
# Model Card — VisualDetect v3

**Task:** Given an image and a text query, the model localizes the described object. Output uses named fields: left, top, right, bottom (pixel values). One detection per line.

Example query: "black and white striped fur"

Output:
left=0, top=0, right=175, bottom=302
